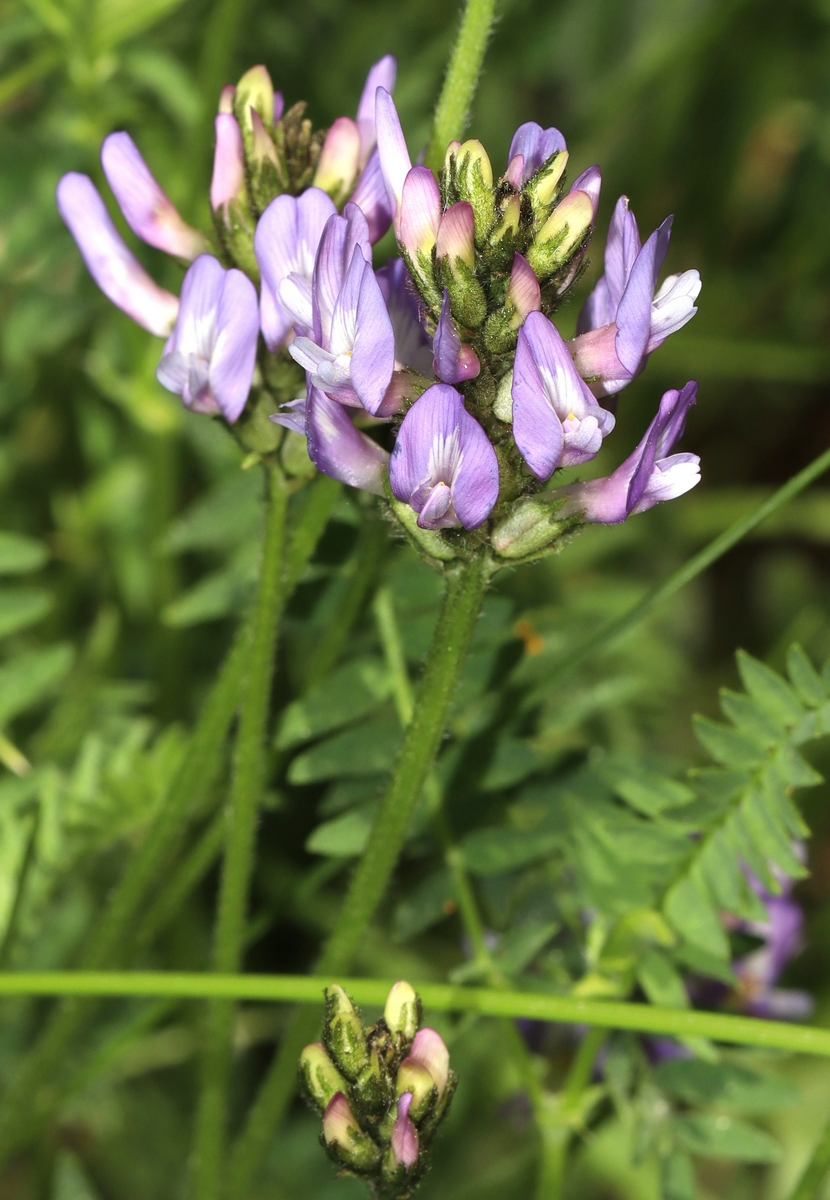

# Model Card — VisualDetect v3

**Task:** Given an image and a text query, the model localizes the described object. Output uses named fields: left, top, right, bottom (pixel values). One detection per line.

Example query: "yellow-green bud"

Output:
left=300, top=1042, right=348, bottom=1113
left=323, top=984, right=369, bottom=1082
left=526, top=149, right=569, bottom=210
left=396, top=1058, right=437, bottom=1121
left=384, top=980, right=421, bottom=1043
left=491, top=494, right=570, bottom=561
left=235, top=64, right=275, bottom=133
left=527, top=189, right=594, bottom=278
left=454, top=139, right=496, bottom=244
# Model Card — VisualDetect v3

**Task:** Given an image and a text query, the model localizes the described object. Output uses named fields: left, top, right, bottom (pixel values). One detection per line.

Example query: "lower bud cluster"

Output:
left=300, top=981, right=456, bottom=1198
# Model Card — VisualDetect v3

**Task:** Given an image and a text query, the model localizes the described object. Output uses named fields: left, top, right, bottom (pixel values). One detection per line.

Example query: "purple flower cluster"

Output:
left=57, top=53, right=704, bottom=553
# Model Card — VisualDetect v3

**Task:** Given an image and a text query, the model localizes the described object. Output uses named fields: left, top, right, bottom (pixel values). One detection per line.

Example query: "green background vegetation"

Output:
left=4, top=0, right=830, bottom=1196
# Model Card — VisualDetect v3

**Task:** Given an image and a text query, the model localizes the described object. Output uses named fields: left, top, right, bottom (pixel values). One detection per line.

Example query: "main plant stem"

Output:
left=227, top=554, right=489, bottom=1197
left=425, top=0, right=499, bottom=172
left=191, top=464, right=289, bottom=1200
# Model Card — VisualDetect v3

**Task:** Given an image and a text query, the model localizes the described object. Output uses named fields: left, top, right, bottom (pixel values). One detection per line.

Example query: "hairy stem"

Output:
left=425, top=0, right=499, bottom=172
left=226, top=554, right=489, bottom=1197
left=788, top=1113, right=830, bottom=1200
left=537, top=1027, right=606, bottom=1200
left=191, top=464, right=289, bottom=1200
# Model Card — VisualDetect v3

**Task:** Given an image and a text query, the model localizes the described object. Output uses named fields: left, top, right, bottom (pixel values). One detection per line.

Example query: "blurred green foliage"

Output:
left=4, top=0, right=830, bottom=1197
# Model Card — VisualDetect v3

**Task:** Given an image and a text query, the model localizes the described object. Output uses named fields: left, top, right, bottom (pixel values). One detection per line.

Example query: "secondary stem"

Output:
left=227, top=554, right=490, bottom=1197
left=424, top=0, right=499, bottom=172
left=191, top=464, right=289, bottom=1200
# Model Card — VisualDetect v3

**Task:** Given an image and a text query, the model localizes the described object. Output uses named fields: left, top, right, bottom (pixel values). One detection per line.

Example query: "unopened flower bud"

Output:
left=218, top=84, right=236, bottom=114
left=436, top=202, right=476, bottom=272
left=314, top=116, right=361, bottom=204
left=493, top=369, right=514, bottom=422
left=436, top=202, right=486, bottom=328
left=300, top=1042, right=348, bottom=1113
left=396, top=1057, right=437, bottom=1121
left=452, top=139, right=496, bottom=243
left=354, top=1045, right=390, bottom=1115
left=390, top=497, right=460, bottom=563
left=492, top=193, right=521, bottom=245
left=211, top=114, right=246, bottom=214
left=384, top=980, right=421, bottom=1043
left=507, top=252, right=541, bottom=329
left=323, top=984, right=369, bottom=1081
left=322, top=1092, right=381, bottom=1173
left=410, top=1028, right=450, bottom=1100
left=491, top=494, right=570, bottom=560
left=525, top=148, right=569, bottom=210
left=248, top=108, right=285, bottom=211
left=235, top=64, right=275, bottom=133
left=528, top=188, right=595, bottom=278
left=389, top=1092, right=420, bottom=1172
left=503, top=154, right=525, bottom=190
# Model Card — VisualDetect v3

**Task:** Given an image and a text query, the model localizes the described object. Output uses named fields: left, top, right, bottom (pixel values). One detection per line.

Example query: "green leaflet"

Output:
left=655, top=1059, right=798, bottom=1115
left=0, top=589, right=52, bottom=638
left=287, top=715, right=402, bottom=784
left=0, top=644, right=74, bottom=728
left=671, top=1113, right=781, bottom=1163
left=0, top=533, right=48, bottom=575
left=275, top=658, right=391, bottom=749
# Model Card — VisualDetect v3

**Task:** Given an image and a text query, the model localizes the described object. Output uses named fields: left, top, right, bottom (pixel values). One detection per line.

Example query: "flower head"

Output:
left=155, top=255, right=259, bottom=423
left=389, top=384, right=499, bottom=530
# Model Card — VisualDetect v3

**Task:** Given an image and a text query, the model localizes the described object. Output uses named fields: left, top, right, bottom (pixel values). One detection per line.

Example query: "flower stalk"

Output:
left=226, top=553, right=490, bottom=1196
left=191, top=463, right=290, bottom=1200
left=425, top=0, right=499, bottom=173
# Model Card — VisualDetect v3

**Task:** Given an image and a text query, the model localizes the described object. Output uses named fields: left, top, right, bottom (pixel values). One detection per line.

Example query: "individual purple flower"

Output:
left=155, top=255, right=259, bottom=423
left=389, top=384, right=499, bottom=530
left=376, top=258, right=433, bottom=375
left=549, top=381, right=700, bottom=524
left=375, top=88, right=413, bottom=237
left=511, top=311, right=615, bottom=480
left=409, top=1028, right=450, bottom=1099
left=100, top=132, right=206, bottom=261
left=254, top=187, right=337, bottom=349
left=211, top=114, right=246, bottom=215
left=271, top=386, right=388, bottom=495
left=289, top=207, right=395, bottom=415
left=315, top=56, right=397, bottom=242
left=505, top=121, right=567, bottom=186
left=56, top=173, right=179, bottom=337
left=433, top=291, right=480, bottom=383
left=399, top=166, right=442, bottom=265
left=391, top=1092, right=419, bottom=1171
left=570, top=197, right=701, bottom=396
